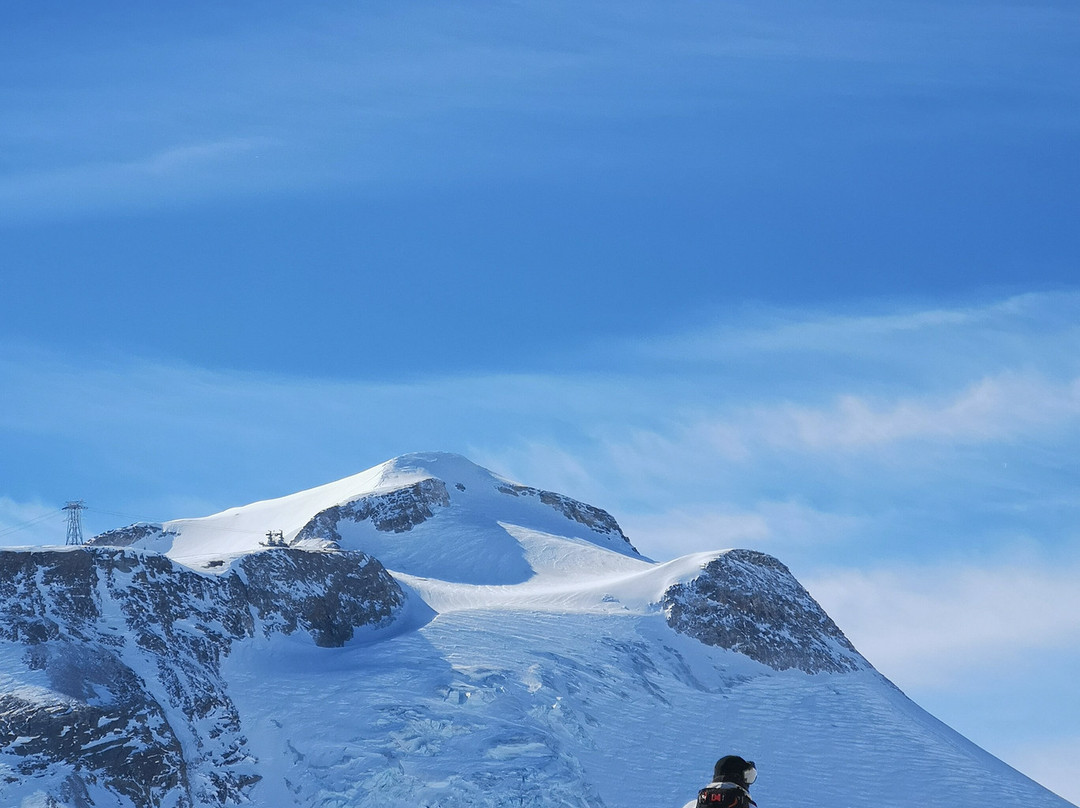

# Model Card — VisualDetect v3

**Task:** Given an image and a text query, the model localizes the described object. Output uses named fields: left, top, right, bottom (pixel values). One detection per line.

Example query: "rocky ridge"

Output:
left=0, top=545, right=403, bottom=807
left=294, top=478, right=453, bottom=543
left=662, top=550, right=868, bottom=674
left=89, top=523, right=177, bottom=549
left=2, top=456, right=1058, bottom=808
left=494, top=482, right=638, bottom=553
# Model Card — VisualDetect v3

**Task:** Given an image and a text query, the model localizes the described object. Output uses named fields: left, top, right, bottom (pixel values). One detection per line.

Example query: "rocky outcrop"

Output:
left=0, top=546, right=404, bottom=808
left=87, top=522, right=175, bottom=548
left=237, top=549, right=403, bottom=647
left=295, top=478, right=452, bottom=543
left=496, top=483, right=639, bottom=554
left=661, top=550, right=867, bottom=674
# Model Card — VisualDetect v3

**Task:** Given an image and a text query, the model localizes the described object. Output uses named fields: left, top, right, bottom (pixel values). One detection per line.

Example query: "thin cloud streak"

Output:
left=6, top=1, right=1077, bottom=224
left=3, top=292, right=1079, bottom=800
left=0, top=498, right=67, bottom=548
left=0, top=138, right=278, bottom=223
left=4, top=291, right=1080, bottom=541
left=624, top=292, right=1080, bottom=372
left=759, top=373, right=1080, bottom=451
left=560, top=369, right=1080, bottom=477
left=807, top=558, right=1080, bottom=687
left=619, top=502, right=864, bottom=561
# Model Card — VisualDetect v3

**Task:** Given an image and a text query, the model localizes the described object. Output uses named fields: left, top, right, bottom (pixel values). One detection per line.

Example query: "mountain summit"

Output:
left=92, top=452, right=642, bottom=584
left=0, top=454, right=1072, bottom=807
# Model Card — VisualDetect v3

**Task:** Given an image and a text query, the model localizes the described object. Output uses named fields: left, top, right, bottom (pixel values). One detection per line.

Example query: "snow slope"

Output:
left=96, top=452, right=642, bottom=583
left=1, top=453, right=1072, bottom=807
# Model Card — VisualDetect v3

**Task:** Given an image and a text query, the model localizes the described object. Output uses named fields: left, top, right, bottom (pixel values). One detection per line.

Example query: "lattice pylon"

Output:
left=63, top=501, right=86, bottom=545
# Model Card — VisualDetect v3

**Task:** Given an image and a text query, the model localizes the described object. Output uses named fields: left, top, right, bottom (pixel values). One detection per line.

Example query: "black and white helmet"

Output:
left=713, top=755, right=757, bottom=789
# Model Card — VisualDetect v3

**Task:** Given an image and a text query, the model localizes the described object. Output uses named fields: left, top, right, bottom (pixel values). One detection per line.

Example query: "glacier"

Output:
left=0, top=452, right=1072, bottom=807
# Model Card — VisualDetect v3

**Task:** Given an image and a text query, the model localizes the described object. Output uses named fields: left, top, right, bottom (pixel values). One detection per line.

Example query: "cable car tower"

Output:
left=63, top=501, right=87, bottom=545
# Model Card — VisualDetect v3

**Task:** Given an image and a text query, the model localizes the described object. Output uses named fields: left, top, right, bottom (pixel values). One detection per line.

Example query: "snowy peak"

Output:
left=359, top=452, right=633, bottom=550
left=662, top=550, right=868, bottom=674
left=372, top=451, right=500, bottom=488
left=5, top=456, right=1074, bottom=808
left=91, top=453, right=640, bottom=584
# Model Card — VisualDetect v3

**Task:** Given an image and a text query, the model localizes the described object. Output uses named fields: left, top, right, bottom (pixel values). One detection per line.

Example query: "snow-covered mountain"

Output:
left=0, top=452, right=1071, bottom=807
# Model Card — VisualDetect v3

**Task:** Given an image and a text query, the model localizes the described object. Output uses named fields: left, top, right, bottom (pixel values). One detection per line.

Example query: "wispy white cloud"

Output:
left=134, top=140, right=269, bottom=175
left=620, top=501, right=864, bottom=560
left=472, top=441, right=602, bottom=502
left=806, top=558, right=1080, bottom=687
left=1009, top=737, right=1080, bottom=806
left=625, top=292, right=1080, bottom=373
left=8, top=1, right=1075, bottom=223
left=806, top=552, right=1080, bottom=801
left=6, top=291, right=1080, bottom=560
left=4, top=292, right=1080, bottom=793
left=0, top=138, right=277, bottom=223
left=575, top=369, right=1080, bottom=474
left=564, top=293, right=1080, bottom=480
left=0, top=497, right=66, bottom=548
left=753, top=372, right=1080, bottom=451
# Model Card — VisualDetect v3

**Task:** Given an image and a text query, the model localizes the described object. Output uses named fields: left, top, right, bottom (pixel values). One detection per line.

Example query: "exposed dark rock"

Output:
left=662, top=550, right=867, bottom=674
left=496, top=484, right=639, bottom=554
left=294, top=478, right=451, bottom=542
left=0, top=691, right=184, bottom=807
left=87, top=523, right=175, bottom=548
left=238, top=549, right=403, bottom=647
left=0, top=546, right=405, bottom=808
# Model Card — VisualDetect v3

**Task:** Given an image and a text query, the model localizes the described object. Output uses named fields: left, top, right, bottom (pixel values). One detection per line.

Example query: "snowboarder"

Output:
left=682, top=755, right=758, bottom=808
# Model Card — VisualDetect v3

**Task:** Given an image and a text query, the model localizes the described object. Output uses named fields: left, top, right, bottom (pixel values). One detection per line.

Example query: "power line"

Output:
left=0, top=509, right=63, bottom=539
left=1, top=504, right=279, bottom=543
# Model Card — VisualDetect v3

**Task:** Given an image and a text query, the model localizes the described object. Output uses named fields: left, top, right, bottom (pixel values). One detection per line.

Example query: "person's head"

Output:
left=713, top=755, right=757, bottom=789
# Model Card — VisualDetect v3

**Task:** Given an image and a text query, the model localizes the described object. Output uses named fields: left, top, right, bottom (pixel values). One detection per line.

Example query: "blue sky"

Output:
left=3, top=0, right=1080, bottom=802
